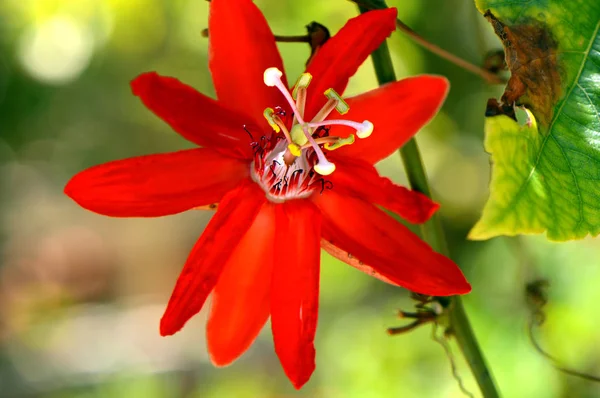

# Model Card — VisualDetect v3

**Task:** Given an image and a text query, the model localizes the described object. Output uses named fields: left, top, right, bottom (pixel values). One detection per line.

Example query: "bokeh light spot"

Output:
left=18, top=16, right=94, bottom=85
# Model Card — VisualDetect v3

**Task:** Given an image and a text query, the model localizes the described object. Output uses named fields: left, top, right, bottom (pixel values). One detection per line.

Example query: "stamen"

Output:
left=292, top=73, right=312, bottom=121
left=311, top=98, right=338, bottom=123
left=298, top=135, right=354, bottom=151
left=307, top=120, right=373, bottom=139
left=264, top=108, right=294, bottom=144
left=292, top=73, right=312, bottom=99
left=324, top=135, right=355, bottom=151
left=311, top=89, right=349, bottom=123
left=324, top=89, right=349, bottom=114
left=304, top=136, right=338, bottom=147
left=263, top=108, right=281, bottom=133
left=272, top=114, right=294, bottom=144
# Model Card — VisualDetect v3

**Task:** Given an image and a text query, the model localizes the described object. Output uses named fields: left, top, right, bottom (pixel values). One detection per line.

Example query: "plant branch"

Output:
left=359, top=6, right=501, bottom=397
left=202, top=28, right=310, bottom=43
left=352, top=0, right=505, bottom=84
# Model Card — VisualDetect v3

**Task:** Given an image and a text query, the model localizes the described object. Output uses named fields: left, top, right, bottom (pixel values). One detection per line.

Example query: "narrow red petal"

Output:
left=131, top=72, right=258, bottom=159
left=313, top=191, right=470, bottom=296
left=303, top=8, right=397, bottom=120
left=320, top=239, right=397, bottom=285
left=209, top=0, right=289, bottom=130
left=160, top=180, right=266, bottom=336
left=65, top=149, right=248, bottom=217
left=327, top=158, right=438, bottom=224
left=207, top=202, right=276, bottom=366
left=271, top=200, right=321, bottom=389
left=330, top=75, right=449, bottom=164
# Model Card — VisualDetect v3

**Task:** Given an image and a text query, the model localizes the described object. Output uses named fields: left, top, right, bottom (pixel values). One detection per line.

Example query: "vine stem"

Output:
left=358, top=7, right=501, bottom=398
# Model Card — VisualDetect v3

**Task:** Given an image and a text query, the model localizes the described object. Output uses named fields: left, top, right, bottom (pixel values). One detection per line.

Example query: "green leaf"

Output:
left=469, top=0, right=600, bottom=241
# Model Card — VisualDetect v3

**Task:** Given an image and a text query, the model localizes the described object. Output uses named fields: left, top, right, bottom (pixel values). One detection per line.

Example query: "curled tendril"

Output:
left=432, top=324, right=475, bottom=398
left=526, top=279, right=600, bottom=383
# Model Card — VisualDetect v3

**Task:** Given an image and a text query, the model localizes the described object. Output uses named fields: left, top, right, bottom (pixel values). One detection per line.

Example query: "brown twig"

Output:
left=202, top=22, right=330, bottom=66
left=393, top=18, right=505, bottom=84
left=201, top=28, right=310, bottom=43
left=350, top=0, right=506, bottom=84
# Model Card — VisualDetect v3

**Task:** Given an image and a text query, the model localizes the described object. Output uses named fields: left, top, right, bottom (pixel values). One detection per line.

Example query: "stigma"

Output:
left=250, top=67, right=374, bottom=202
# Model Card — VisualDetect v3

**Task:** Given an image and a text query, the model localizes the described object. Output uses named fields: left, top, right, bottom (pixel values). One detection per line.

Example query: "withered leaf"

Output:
left=470, top=0, right=600, bottom=241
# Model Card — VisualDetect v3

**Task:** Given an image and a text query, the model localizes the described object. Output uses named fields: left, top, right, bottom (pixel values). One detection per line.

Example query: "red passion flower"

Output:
left=64, top=0, right=471, bottom=389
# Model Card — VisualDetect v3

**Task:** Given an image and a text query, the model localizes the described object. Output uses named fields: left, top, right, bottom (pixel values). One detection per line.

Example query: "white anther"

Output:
left=356, top=120, right=374, bottom=139
left=263, top=67, right=283, bottom=87
left=314, top=160, right=336, bottom=176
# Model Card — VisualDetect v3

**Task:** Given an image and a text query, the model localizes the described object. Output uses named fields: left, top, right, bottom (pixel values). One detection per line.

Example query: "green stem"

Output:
left=360, top=7, right=500, bottom=398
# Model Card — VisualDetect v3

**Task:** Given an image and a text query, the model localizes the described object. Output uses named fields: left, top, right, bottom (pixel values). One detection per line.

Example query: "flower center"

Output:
left=250, top=67, right=373, bottom=202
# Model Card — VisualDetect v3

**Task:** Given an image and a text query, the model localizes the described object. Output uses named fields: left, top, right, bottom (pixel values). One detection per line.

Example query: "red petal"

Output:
left=328, top=158, right=438, bottom=224
left=330, top=75, right=449, bottom=164
left=206, top=202, right=276, bottom=366
left=131, top=72, right=258, bottom=159
left=271, top=200, right=321, bottom=389
left=313, top=191, right=470, bottom=296
left=303, top=8, right=397, bottom=120
left=320, top=239, right=396, bottom=285
left=65, top=149, right=248, bottom=217
left=209, top=0, right=289, bottom=130
left=160, top=180, right=266, bottom=336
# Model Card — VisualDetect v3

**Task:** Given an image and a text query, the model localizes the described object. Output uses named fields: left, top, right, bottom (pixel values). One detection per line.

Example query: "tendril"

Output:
left=432, top=324, right=475, bottom=398
left=526, top=279, right=600, bottom=383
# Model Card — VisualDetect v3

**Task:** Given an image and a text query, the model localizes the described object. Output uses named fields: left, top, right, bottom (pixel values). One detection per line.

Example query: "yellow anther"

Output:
left=287, top=143, right=301, bottom=157
left=263, top=108, right=281, bottom=133
left=324, top=88, right=349, bottom=115
left=324, top=135, right=355, bottom=151
left=290, top=124, right=308, bottom=146
left=292, top=73, right=313, bottom=100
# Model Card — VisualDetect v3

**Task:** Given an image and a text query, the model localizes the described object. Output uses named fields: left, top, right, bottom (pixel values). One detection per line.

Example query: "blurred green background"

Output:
left=1, top=0, right=600, bottom=397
